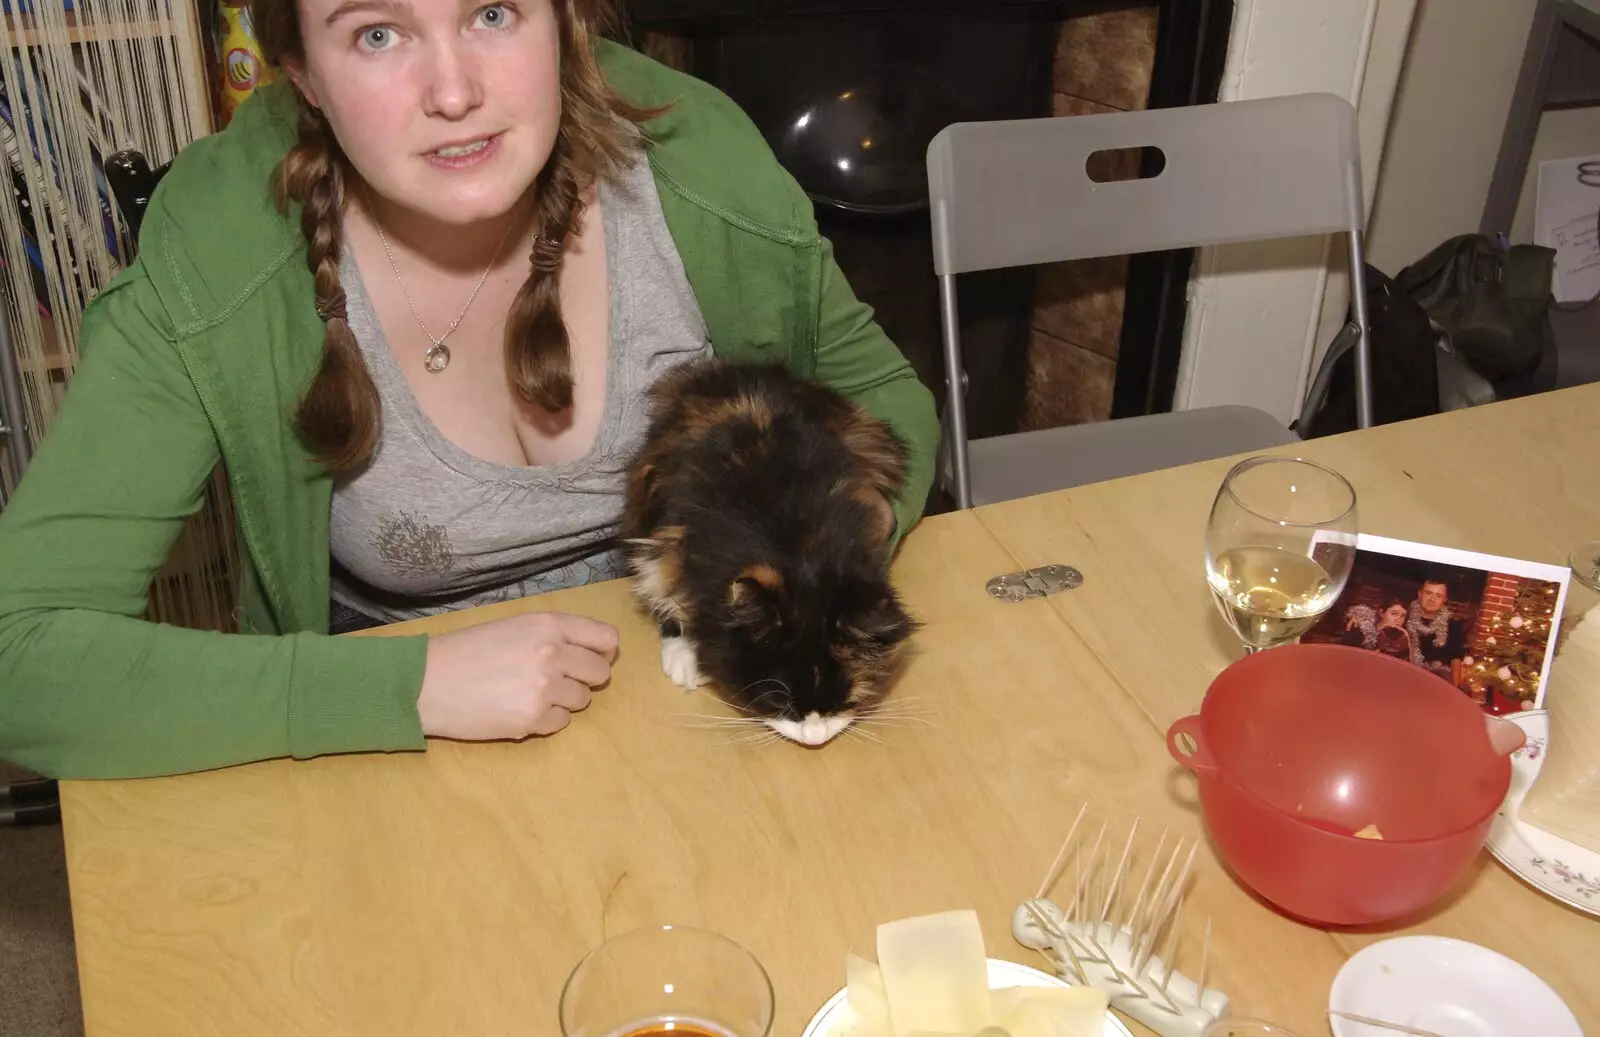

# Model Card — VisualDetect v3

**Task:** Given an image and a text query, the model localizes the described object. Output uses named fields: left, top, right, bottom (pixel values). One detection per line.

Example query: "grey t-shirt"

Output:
left=329, top=147, right=712, bottom=624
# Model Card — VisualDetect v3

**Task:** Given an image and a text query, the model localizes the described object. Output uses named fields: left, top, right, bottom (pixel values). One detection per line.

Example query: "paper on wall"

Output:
left=1534, top=154, right=1600, bottom=304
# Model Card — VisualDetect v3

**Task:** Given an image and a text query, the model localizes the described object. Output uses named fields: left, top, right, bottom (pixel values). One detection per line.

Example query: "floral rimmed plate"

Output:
left=1485, top=710, right=1600, bottom=918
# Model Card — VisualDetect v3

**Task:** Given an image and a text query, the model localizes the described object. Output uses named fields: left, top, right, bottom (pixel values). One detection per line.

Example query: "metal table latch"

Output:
left=986, top=564, right=1083, bottom=602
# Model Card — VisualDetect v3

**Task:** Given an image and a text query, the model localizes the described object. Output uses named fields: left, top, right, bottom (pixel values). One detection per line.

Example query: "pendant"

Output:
left=423, top=343, right=451, bottom=374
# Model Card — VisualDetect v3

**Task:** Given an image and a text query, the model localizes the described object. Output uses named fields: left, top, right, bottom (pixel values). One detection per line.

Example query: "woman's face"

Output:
left=1381, top=603, right=1408, bottom=628
left=286, top=0, right=561, bottom=226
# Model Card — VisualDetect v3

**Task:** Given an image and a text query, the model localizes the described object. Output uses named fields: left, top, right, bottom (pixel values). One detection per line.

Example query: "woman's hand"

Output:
left=416, top=611, right=620, bottom=741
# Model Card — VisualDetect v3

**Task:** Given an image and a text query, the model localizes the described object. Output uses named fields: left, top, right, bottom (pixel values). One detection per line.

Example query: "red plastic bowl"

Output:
left=1166, top=643, right=1511, bottom=927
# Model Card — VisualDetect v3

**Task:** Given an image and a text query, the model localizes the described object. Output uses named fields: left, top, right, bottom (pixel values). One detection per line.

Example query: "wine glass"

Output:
left=1206, top=456, right=1358, bottom=653
left=559, top=925, right=773, bottom=1037
left=1568, top=539, right=1600, bottom=591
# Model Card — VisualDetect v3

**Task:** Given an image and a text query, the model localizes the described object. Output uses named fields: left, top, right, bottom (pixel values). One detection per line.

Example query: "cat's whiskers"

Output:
left=663, top=712, right=770, bottom=731
left=678, top=719, right=769, bottom=731
left=862, top=700, right=963, bottom=725
left=738, top=680, right=792, bottom=707
left=867, top=695, right=951, bottom=715
left=663, top=711, right=758, bottom=722
left=842, top=723, right=897, bottom=748
left=858, top=703, right=944, bottom=728
left=719, top=697, right=758, bottom=716
left=858, top=709, right=939, bottom=726
left=724, top=727, right=785, bottom=748
left=857, top=717, right=936, bottom=733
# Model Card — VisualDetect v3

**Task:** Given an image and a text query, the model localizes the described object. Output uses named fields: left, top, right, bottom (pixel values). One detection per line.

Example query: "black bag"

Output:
left=1294, top=264, right=1442, bottom=439
left=1393, top=234, right=1554, bottom=381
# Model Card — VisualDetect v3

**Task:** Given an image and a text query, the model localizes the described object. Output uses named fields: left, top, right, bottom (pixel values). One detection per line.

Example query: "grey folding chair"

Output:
left=927, top=92, right=1375, bottom=509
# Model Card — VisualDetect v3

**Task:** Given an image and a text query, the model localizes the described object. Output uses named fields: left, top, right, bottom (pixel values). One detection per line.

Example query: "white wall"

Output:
left=1510, top=106, right=1600, bottom=245
left=1304, top=0, right=1425, bottom=402
left=1172, top=0, right=1562, bottom=423
left=1172, top=0, right=1416, bottom=422
left=1365, top=0, right=1539, bottom=273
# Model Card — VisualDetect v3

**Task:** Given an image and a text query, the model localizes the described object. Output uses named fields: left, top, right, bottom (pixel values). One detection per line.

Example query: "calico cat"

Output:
left=621, top=359, right=918, bottom=746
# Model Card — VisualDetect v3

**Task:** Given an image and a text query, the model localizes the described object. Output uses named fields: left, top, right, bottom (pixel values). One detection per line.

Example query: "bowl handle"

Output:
left=1165, top=714, right=1218, bottom=776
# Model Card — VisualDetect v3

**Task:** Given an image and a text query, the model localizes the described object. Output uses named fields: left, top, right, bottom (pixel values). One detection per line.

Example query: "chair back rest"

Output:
left=928, top=92, right=1363, bottom=275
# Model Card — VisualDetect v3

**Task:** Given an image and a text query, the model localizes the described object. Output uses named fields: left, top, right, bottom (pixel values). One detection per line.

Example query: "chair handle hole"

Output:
left=1085, top=145, right=1166, bottom=183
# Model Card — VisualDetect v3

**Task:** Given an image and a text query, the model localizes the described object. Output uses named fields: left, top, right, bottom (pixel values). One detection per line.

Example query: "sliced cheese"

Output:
left=994, top=987, right=1108, bottom=1037
left=845, top=952, right=894, bottom=1037
left=842, top=911, right=1110, bottom=1037
left=1522, top=603, right=1600, bottom=852
left=876, top=910, right=998, bottom=1036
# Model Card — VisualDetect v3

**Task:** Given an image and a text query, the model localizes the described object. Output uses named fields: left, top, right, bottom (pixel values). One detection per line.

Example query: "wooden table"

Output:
left=61, top=386, right=1600, bottom=1036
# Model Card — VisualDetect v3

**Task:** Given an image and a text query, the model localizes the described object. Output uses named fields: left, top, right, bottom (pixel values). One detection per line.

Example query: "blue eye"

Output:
left=358, top=26, right=394, bottom=51
left=476, top=4, right=513, bottom=30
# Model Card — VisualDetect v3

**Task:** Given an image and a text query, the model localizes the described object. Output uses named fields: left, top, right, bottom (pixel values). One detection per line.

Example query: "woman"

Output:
left=1341, top=598, right=1414, bottom=662
left=0, top=0, right=938, bottom=779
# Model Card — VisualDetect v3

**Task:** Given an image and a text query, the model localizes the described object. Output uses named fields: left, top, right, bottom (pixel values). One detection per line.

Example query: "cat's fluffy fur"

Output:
left=621, top=359, right=917, bottom=746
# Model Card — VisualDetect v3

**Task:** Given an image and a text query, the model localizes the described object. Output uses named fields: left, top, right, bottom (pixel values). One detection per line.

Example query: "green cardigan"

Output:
left=0, top=42, right=938, bottom=780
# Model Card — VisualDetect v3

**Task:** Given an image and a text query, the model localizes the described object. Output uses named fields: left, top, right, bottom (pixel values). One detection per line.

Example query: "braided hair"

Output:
left=253, top=0, right=661, bottom=469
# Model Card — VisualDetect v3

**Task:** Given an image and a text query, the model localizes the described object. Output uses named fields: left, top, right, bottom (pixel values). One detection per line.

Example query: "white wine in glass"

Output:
left=1206, top=457, right=1357, bottom=652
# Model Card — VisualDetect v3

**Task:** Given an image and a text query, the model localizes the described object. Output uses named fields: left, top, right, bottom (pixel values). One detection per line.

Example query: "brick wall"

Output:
left=1472, top=574, right=1524, bottom=651
left=1024, top=5, right=1158, bottom=432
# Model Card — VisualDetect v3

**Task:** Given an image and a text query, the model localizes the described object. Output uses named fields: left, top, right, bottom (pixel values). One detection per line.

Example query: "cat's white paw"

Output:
left=660, top=636, right=706, bottom=690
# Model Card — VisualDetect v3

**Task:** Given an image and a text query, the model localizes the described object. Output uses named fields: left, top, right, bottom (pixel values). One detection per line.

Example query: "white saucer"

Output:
left=800, top=957, right=1134, bottom=1037
left=1328, top=936, right=1580, bottom=1037
left=1485, top=710, right=1600, bottom=918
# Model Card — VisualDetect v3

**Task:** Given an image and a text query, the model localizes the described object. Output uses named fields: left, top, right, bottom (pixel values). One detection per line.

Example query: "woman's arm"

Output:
left=808, top=236, right=941, bottom=551
left=0, top=264, right=429, bottom=780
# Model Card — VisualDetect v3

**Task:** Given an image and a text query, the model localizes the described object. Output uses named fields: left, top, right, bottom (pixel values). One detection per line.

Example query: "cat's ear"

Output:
left=627, top=526, right=687, bottom=616
left=728, top=564, right=785, bottom=638
left=625, top=459, right=661, bottom=519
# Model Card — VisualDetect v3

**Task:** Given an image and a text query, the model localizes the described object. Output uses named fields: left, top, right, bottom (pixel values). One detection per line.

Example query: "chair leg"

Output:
left=938, top=273, right=974, bottom=509
left=1347, top=230, right=1375, bottom=429
left=1, top=777, right=61, bottom=826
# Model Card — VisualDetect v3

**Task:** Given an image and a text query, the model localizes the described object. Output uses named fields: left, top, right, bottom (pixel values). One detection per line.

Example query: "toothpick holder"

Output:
left=1012, top=804, right=1232, bottom=1037
left=1013, top=900, right=1228, bottom=1037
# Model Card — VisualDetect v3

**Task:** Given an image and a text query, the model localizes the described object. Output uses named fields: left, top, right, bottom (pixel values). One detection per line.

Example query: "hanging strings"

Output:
left=0, top=0, right=237, bottom=630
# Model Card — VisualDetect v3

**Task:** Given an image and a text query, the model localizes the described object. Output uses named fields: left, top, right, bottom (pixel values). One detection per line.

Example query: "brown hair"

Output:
left=252, top=0, right=658, bottom=470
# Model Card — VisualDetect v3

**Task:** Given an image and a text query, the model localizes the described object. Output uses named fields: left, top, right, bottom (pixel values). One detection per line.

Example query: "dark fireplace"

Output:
left=616, top=0, right=1234, bottom=499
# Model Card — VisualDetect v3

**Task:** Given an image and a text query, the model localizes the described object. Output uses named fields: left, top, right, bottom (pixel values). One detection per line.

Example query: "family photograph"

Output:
left=1302, top=536, right=1571, bottom=716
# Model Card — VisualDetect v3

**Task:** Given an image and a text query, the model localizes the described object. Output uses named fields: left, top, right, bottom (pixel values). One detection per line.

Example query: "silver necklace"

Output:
left=366, top=192, right=519, bottom=374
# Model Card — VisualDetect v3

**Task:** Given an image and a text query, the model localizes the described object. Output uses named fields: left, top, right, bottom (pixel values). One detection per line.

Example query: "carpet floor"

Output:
left=1, top=766, right=83, bottom=1037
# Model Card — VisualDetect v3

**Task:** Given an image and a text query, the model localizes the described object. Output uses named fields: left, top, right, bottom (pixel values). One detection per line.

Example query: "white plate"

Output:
left=1328, top=935, right=1580, bottom=1037
left=800, top=957, right=1134, bottom=1037
left=1485, top=710, right=1600, bottom=918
